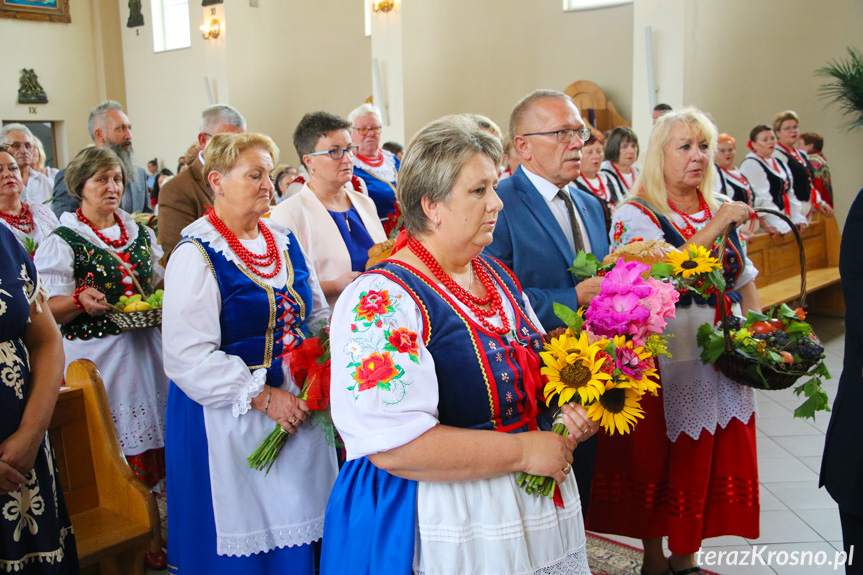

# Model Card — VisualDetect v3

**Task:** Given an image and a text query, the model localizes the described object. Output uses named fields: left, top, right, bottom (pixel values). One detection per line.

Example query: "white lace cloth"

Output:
left=611, top=202, right=758, bottom=441
left=163, top=217, right=335, bottom=556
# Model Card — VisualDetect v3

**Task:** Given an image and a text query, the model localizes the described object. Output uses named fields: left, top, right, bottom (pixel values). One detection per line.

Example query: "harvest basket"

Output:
left=108, top=307, right=162, bottom=331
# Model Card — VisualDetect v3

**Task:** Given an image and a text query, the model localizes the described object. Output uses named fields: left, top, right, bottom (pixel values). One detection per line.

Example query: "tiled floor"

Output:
left=146, top=314, right=849, bottom=575
left=597, top=314, right=850, bottom=574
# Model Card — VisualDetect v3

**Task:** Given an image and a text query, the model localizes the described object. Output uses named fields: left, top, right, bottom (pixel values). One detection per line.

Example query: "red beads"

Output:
left=0, top=202, right=34, bottom=234
left=408, top=236, right=511, bottom=335
left=667, top=190, right=713, bottom=239
left=76, top=209, right=128, bottom=248
left=208, top=211, right=282, bottom=279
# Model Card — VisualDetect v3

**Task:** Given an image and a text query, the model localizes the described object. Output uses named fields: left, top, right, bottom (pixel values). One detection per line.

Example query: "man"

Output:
left=348, top=103, right=397, bottom=223
left=0, top=124, right=53, bottom=208
left=652, top=103, right=672, bottom=123
left=486, top=89, right=610, bottom=514
left=158, top=104, right=246, bottom=262
left=52, top=100, right=151, bottom=217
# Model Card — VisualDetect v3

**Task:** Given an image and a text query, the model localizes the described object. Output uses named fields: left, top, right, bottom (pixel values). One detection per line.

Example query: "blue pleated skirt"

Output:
left=165, top=382, right=315, bottom=575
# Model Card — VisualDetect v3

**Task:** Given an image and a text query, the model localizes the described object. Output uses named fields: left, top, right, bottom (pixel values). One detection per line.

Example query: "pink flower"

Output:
left=616, top=345, right=648, bottom=379
left=631, top=278, right=680, bottom=345
left=585, top=291, right=651, bottom=338
left=601, top=258, right=653, bottom=298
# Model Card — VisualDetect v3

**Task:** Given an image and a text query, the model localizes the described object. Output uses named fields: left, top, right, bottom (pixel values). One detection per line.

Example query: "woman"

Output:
left=162, top=133, right=337, bottom=573
left=348, top=103, right=400, bottom=223
left=713, top=134, right=757, bottom=238
left=272, top=164, right=297, bottom=204
left=586, top=108, right=760, bottom=575
left=601, top=126, right=639, bottom=200
left=739, top=124, right=806, bottom=237
left=772, top=111, right=832, bottom=218
left=35, top=147, right=168, bottom=489
left=0, top=145, right=59, bottom=255
left=150, top=167, right=173, bottom=210
left=575, top=130, right=617, bottom=231
left=32, top=136, right=60, bottom=182
left=1, top=225, right=80, bottom=573
left=322, top=115, right=597, bottom=575
left=798, top=132, right=834, bottom=208
left=271, top=112, right=386, bottom=311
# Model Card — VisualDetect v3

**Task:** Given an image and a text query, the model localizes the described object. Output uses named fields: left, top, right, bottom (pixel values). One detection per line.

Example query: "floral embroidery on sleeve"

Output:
left=613, top=220, right=643, bottom=246
left=353, top=289, right=392, bottom=327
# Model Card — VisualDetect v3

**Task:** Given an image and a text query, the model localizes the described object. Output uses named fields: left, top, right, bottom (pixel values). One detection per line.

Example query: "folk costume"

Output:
left=575, top=172, right=619, bottom=233
left=162, top=216, right=336, bottom=574
left=352, top=149, right=400, bottom=224
left=0, top=226, right=80, bottom=574
left=0, top=202, right=59, bottom=256
left=586, top=197, right=760, bottom=554
left=35, top=210, right=167, bottom=486
left=775, top=144, right=825, bottom=217
left=322, top=256, right=591, bottom=575
left=713, top=164, right=758, bottom=236
left=740, top=152, right=806, bottom=234
left=600, top=160, right=637, bottom=203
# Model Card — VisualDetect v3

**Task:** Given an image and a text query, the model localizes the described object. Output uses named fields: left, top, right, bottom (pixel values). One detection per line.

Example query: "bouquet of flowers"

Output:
left=518, top=257, right=677, bottom=499
left=248, top=327, right=339, bottom=474
left=697, top=304, right=831, bottom=418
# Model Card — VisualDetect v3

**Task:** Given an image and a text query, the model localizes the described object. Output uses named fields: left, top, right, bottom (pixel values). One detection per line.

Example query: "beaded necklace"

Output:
left=579, top=174, right=609, bottom=201
left=0, top=202, right=34, bottom=233
left=208, top=211, right=282, bottom=279
left=407, top=236, right=511, bottom=335
left=667, top=190, right=712, bottom=239
left=356, top=150, right=384, bottom=168
left=76, top=208, right=128, bottom=249
left=611, top=163, right=634, bottom=191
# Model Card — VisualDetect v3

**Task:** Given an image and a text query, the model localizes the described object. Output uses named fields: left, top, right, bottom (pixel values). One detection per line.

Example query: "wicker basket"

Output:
left=107, top=307, right=162, bottom=331
left=713, top=208, right=816, bottom=391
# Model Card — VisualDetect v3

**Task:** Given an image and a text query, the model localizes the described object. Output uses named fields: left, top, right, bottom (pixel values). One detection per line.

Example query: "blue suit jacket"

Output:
left=486, top=166, right=610, bottom=330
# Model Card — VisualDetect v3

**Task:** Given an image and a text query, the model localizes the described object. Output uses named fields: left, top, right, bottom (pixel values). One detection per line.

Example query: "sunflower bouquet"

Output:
left=648, top=244, right=726, bottom=299
left=517, top=257, right=676, bottom=499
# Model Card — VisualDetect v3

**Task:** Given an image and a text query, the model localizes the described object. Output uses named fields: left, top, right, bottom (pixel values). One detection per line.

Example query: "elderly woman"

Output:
left=798, top=132, right=834, bottom=208
left=586, top=108, right=760, bottom=575
left=772, top=110, right=833, bottom=217
left=321, top=115, right=596, bottom=575
left=272, top=164, right=298, bottom=204
left=0, top=145, right=59, bottom=255
left=739, top=124, right=806, bottom=237
left=162, top=133, right=337, bottom=573
left=713, top=133, right=758, bottom=239
left=36, top=147, right=168, bottom=488
left=601, top=126, right=639, bottom=199
left=1, top=225, right=80, bottom=572
left=348, top=103, right=400, bottom=223
left=575, top=130, right=617, bottom=231
left=271, top=112, right=386, bottom=311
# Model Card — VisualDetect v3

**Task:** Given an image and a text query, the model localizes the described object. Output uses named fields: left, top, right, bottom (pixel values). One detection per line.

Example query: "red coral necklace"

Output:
left=356, top=150, right=384, bottom=167
left=0, top=202, right=34, bottom=233
left=407, top=236, right=510, bottom=335
left=76, top=208, right=128, bottom=248
left=580, top=174, right=609, bottom=201
left=667, top=190, right=712, bottom=239
left=208, top=211, right=281, bottom=279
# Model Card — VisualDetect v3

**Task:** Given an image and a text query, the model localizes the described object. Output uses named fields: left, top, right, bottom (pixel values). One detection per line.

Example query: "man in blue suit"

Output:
left=487, top=89, right=611, bottom=515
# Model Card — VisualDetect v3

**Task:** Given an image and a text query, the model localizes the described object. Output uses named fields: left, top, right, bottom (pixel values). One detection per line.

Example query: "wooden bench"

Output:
left=49, top=359, right=159, bottom=574
left=746, top=213, right=844, bottom=316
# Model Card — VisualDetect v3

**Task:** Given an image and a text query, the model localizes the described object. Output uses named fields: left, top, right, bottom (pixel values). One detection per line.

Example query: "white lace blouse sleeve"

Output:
left=609, top=203, right=665, bottom=250
left=329, top=273, right=439, bottom=460
left=785, top=174, right=808, bottom=226
left=161, top=241, right=266, bottom=415
left=740, top=159, right=791, bottom=234
left=33, top=232, right=76, bottom=297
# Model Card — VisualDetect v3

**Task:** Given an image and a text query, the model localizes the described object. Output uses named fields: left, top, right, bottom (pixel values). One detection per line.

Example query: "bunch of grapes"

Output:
left=117, top=294, right=143, bottom=307
left=791, top=339, right=825, bottom=362
left=145, top=289, right=164, bottom=308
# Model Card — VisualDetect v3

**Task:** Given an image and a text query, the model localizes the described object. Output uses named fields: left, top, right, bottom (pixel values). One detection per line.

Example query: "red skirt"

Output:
left=127, top=447, right=166, bottom=488
left=585, top=388, right=759, bottom=554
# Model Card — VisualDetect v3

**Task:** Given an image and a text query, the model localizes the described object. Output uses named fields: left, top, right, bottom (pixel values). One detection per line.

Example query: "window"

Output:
left=152, top=0, right=191, bottom=52
left=563, top=0, right=632, bottom=11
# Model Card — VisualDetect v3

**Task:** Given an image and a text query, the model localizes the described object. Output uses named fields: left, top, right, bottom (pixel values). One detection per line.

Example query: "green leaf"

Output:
left=649, top=262, right=674, bottom=278
left=777, top=303, right=797, bottom=318
left=569, top=251, right=601, bottom=279
left=786, top=322, right=811, bottom=334
left=383, top=343, right=397, bottom=353
left=553, top=303, right=583, bottom=332
left=745, top=310, right=768, bottom=324
left=409, top=355, right=421, bottom=365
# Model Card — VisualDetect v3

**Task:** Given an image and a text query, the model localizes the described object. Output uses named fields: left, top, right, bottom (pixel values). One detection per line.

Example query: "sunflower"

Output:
left=541, top=331, right=611, bottom=406
left=586, top=383, right=645, bottom=435
left=666, top=245, right=721, bottom=279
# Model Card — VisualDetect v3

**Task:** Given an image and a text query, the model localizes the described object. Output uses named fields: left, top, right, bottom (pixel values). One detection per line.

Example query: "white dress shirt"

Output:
left=522, top=167, right=592, bottom=254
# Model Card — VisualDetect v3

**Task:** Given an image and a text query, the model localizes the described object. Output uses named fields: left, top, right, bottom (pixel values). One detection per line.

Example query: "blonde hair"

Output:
left=203, top=133, right=279, bottom=184
left=31, top=136, right=47, bottom=171
left=772, top=110, right=799, bottom=133
left=627, top=107, right=718, bottom=217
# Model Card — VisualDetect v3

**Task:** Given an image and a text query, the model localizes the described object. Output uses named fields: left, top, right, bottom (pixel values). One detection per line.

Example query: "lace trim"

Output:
left=232, top=368, right=267, bottom=418
left=181, top=217, right=292, bottom=289
left=353, top=149, right=398, bottom=182
left=0, top=526, right=72, bottom=572
left=216, top=515, right=324, bottom=557
left=111, top=395, right=167, bottom=454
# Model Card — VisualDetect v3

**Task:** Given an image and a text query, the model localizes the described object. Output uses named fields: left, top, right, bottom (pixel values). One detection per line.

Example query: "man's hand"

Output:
left=575, top=276, right=603, bottom=307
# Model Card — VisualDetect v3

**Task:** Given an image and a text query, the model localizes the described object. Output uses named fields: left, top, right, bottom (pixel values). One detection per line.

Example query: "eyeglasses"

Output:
left=307, top=146, right=359, bottom=160
left=353, top=126, right=382, bottom=136
left=779, top=124, right=799, bottom=132
left=521, top=128, right=591, bottom=143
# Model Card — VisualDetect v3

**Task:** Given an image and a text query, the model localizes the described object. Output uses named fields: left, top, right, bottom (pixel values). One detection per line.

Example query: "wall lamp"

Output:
left=371, top=0, right=395, bottom=13
left=201, top=18, right=221, bottom=40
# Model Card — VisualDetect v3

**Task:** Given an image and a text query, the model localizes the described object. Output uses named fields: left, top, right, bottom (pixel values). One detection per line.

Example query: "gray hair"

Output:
left=398, top=115, right=503, bottom=237
left=88, top=100, right=125, bottom=140
left=200, top=104, right=246, bottom=134
left=347, top=103, right=382, bottom=125
left=508, top=89, right=573, bottom=143
left=0, top=123, right=34, bottom=143
left=64, top=146, right=127, bottom=203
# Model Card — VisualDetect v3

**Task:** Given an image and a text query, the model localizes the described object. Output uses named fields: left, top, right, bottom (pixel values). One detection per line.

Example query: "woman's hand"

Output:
left=0, top=429, right=43, bottom=476
left=79, top=287, right=112, bottom=316
left=258, top=387, right=311, bottom=434
left=559, top=402, right=600, bottom=446
left=0, top=460, right=26, bottom=495
left=516, top=429, right=576, bottom=485
left=321, top=271, right=361, bottom=298
left=714, top=200, right=753, bottom=229
left=818, top=203, right=835, bottom=217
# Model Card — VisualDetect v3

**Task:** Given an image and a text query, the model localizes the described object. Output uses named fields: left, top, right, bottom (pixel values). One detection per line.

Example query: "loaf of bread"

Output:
left=602, top=239, right=676, bottom=266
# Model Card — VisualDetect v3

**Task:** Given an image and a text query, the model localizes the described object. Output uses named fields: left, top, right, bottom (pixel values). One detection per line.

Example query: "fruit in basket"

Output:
left=114, top=289, right=163, bottom=312
left=750, top=321, right=777, bottom=335
left=124, top=301, right=153, bottom=312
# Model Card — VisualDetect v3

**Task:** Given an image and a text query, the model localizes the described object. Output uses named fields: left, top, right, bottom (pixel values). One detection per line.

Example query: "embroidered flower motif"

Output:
left=344, top=341, right=361, bottom=355
left=489, top=341, right=497, bottom=350
left=521, top=327, right=529, bottom=336
left=352, top=351, right=400, bottom=392
left=2, top=364, right=23, bottom=399
left=613, top=221, right=626, bottom=244
left=495, top=352, right=503, bottom=363
left=533, top=339, right=541, bottom=350
left=385, top=327, right=419, bottom=358
left=2, top=472, right=44, bottom=542
left=501, top=372, right=510, bottom=382
left=506, top=391, right=514, bottom=402
left=354, top=290, right=392, bottom=323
